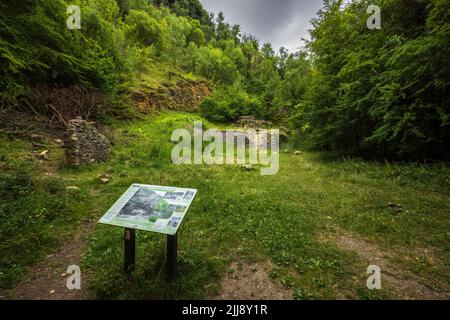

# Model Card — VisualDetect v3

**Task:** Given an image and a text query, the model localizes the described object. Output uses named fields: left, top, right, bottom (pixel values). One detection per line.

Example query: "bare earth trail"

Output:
left=5, top=220, right=95, bottom=300
left=4, top=228, right=291, bottom=300
left=321, top=233, right=450, bottom=300
left=6, top=225, right=449, bottom=300
left=208, top=261, right=293, bottom=300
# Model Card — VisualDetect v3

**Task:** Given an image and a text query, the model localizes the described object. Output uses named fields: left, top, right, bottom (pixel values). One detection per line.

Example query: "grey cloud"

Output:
left=199, top=0, right=324, bottom=51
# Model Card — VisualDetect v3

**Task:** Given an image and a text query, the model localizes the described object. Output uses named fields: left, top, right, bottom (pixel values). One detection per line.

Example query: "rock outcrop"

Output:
left=132, top=80, right=211, bottom=113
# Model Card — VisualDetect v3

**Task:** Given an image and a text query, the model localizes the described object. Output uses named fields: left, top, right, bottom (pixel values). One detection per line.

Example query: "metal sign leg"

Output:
left=166, top=233, right=177, bottom=280
left=124, top=228, right=136, bottom=274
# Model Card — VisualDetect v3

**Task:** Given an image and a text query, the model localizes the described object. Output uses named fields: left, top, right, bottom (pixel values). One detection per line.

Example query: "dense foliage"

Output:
left=0, top=0, right=448, bottom=160
left=294, top=0, right=450, bottom=160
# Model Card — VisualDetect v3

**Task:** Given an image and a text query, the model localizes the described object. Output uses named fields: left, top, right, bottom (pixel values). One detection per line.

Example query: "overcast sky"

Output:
left=199, top=0, right=325, bottom=52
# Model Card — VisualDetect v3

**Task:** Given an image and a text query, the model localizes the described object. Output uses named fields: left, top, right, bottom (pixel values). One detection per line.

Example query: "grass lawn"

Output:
left=1, top=111, right=449, bottom=299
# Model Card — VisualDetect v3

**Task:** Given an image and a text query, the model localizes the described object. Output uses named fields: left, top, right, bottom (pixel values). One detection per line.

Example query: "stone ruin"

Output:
left=64, top=118, right=110, bottom=166
left=217, top=129, right=275, bottom=148
left=235, top=116, right=289, bottom=143
left=235, top=116, right=272, bottom=129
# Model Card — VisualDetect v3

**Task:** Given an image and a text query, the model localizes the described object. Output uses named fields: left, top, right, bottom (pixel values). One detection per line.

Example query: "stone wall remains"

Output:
left=64, top=118, right=110, bottom=165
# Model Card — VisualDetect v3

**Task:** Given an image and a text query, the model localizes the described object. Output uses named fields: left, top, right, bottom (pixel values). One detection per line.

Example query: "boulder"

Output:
left=98, top=173, right=111, bottom=184
left=37, top=150, right=49, bottom=161
left=54, top=139, right=64, bottom=147
left=387, top=202, right=403, bottom=213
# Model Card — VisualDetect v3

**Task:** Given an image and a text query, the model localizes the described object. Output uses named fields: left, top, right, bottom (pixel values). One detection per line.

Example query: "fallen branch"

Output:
left=22, top=99, right=41, bottom=117
left=47, top=103, right=68, bottom=128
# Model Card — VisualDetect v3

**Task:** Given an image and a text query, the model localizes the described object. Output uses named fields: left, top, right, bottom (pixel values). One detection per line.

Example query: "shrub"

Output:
left=28, top=85, right=109, bottom=127
left=200, top=85, right=262, bottom=122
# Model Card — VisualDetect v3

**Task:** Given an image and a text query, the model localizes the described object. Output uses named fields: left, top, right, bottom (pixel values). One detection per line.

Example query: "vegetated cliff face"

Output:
left=132, top=79, right=211, bottom=113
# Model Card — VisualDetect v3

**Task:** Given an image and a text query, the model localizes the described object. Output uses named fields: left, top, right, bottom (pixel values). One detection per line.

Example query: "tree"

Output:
left=125, top=10, right=163, bottom=48
left=292, top=0, right=449, bottom=160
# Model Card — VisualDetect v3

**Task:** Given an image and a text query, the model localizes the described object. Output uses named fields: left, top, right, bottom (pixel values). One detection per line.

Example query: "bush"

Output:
left=190, top=47, right=239, bottom=85
left=29, top=85, right=109, bottom=127
left=187, top=27, right=206, bottom=46
left=200, top=85, right=262, bottom=122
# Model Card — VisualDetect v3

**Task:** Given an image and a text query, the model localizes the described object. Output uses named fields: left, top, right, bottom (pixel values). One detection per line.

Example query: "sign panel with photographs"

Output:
left=99, top=184, right=197, bottom=235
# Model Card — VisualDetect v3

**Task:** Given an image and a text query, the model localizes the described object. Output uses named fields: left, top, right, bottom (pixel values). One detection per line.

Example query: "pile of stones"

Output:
left=64, top=118, right=110, bottom=166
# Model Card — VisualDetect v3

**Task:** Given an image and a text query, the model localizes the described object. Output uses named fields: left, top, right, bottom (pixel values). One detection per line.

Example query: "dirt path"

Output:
left=208, top=261, right=292, bottom=300
left=322, top=233, right=450, bottom=300
left=5, top=219, right=95, bottom=300
left=3, top=222, right=447, bottom=300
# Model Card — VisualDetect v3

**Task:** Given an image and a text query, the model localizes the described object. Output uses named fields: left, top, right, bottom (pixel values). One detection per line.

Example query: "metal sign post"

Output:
left=166, top=234, right=178, bottom=280
left=124, top=228, right=136, bottom=274
left=99, top=184, right=197, bottom=281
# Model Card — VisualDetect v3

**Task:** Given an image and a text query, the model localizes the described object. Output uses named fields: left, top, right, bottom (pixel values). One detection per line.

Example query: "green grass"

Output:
left=0, top=135, right=90, bottom=288
left=125, top=63, right=206, bottom=93
left=1, top=112, right=449, bottom=299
